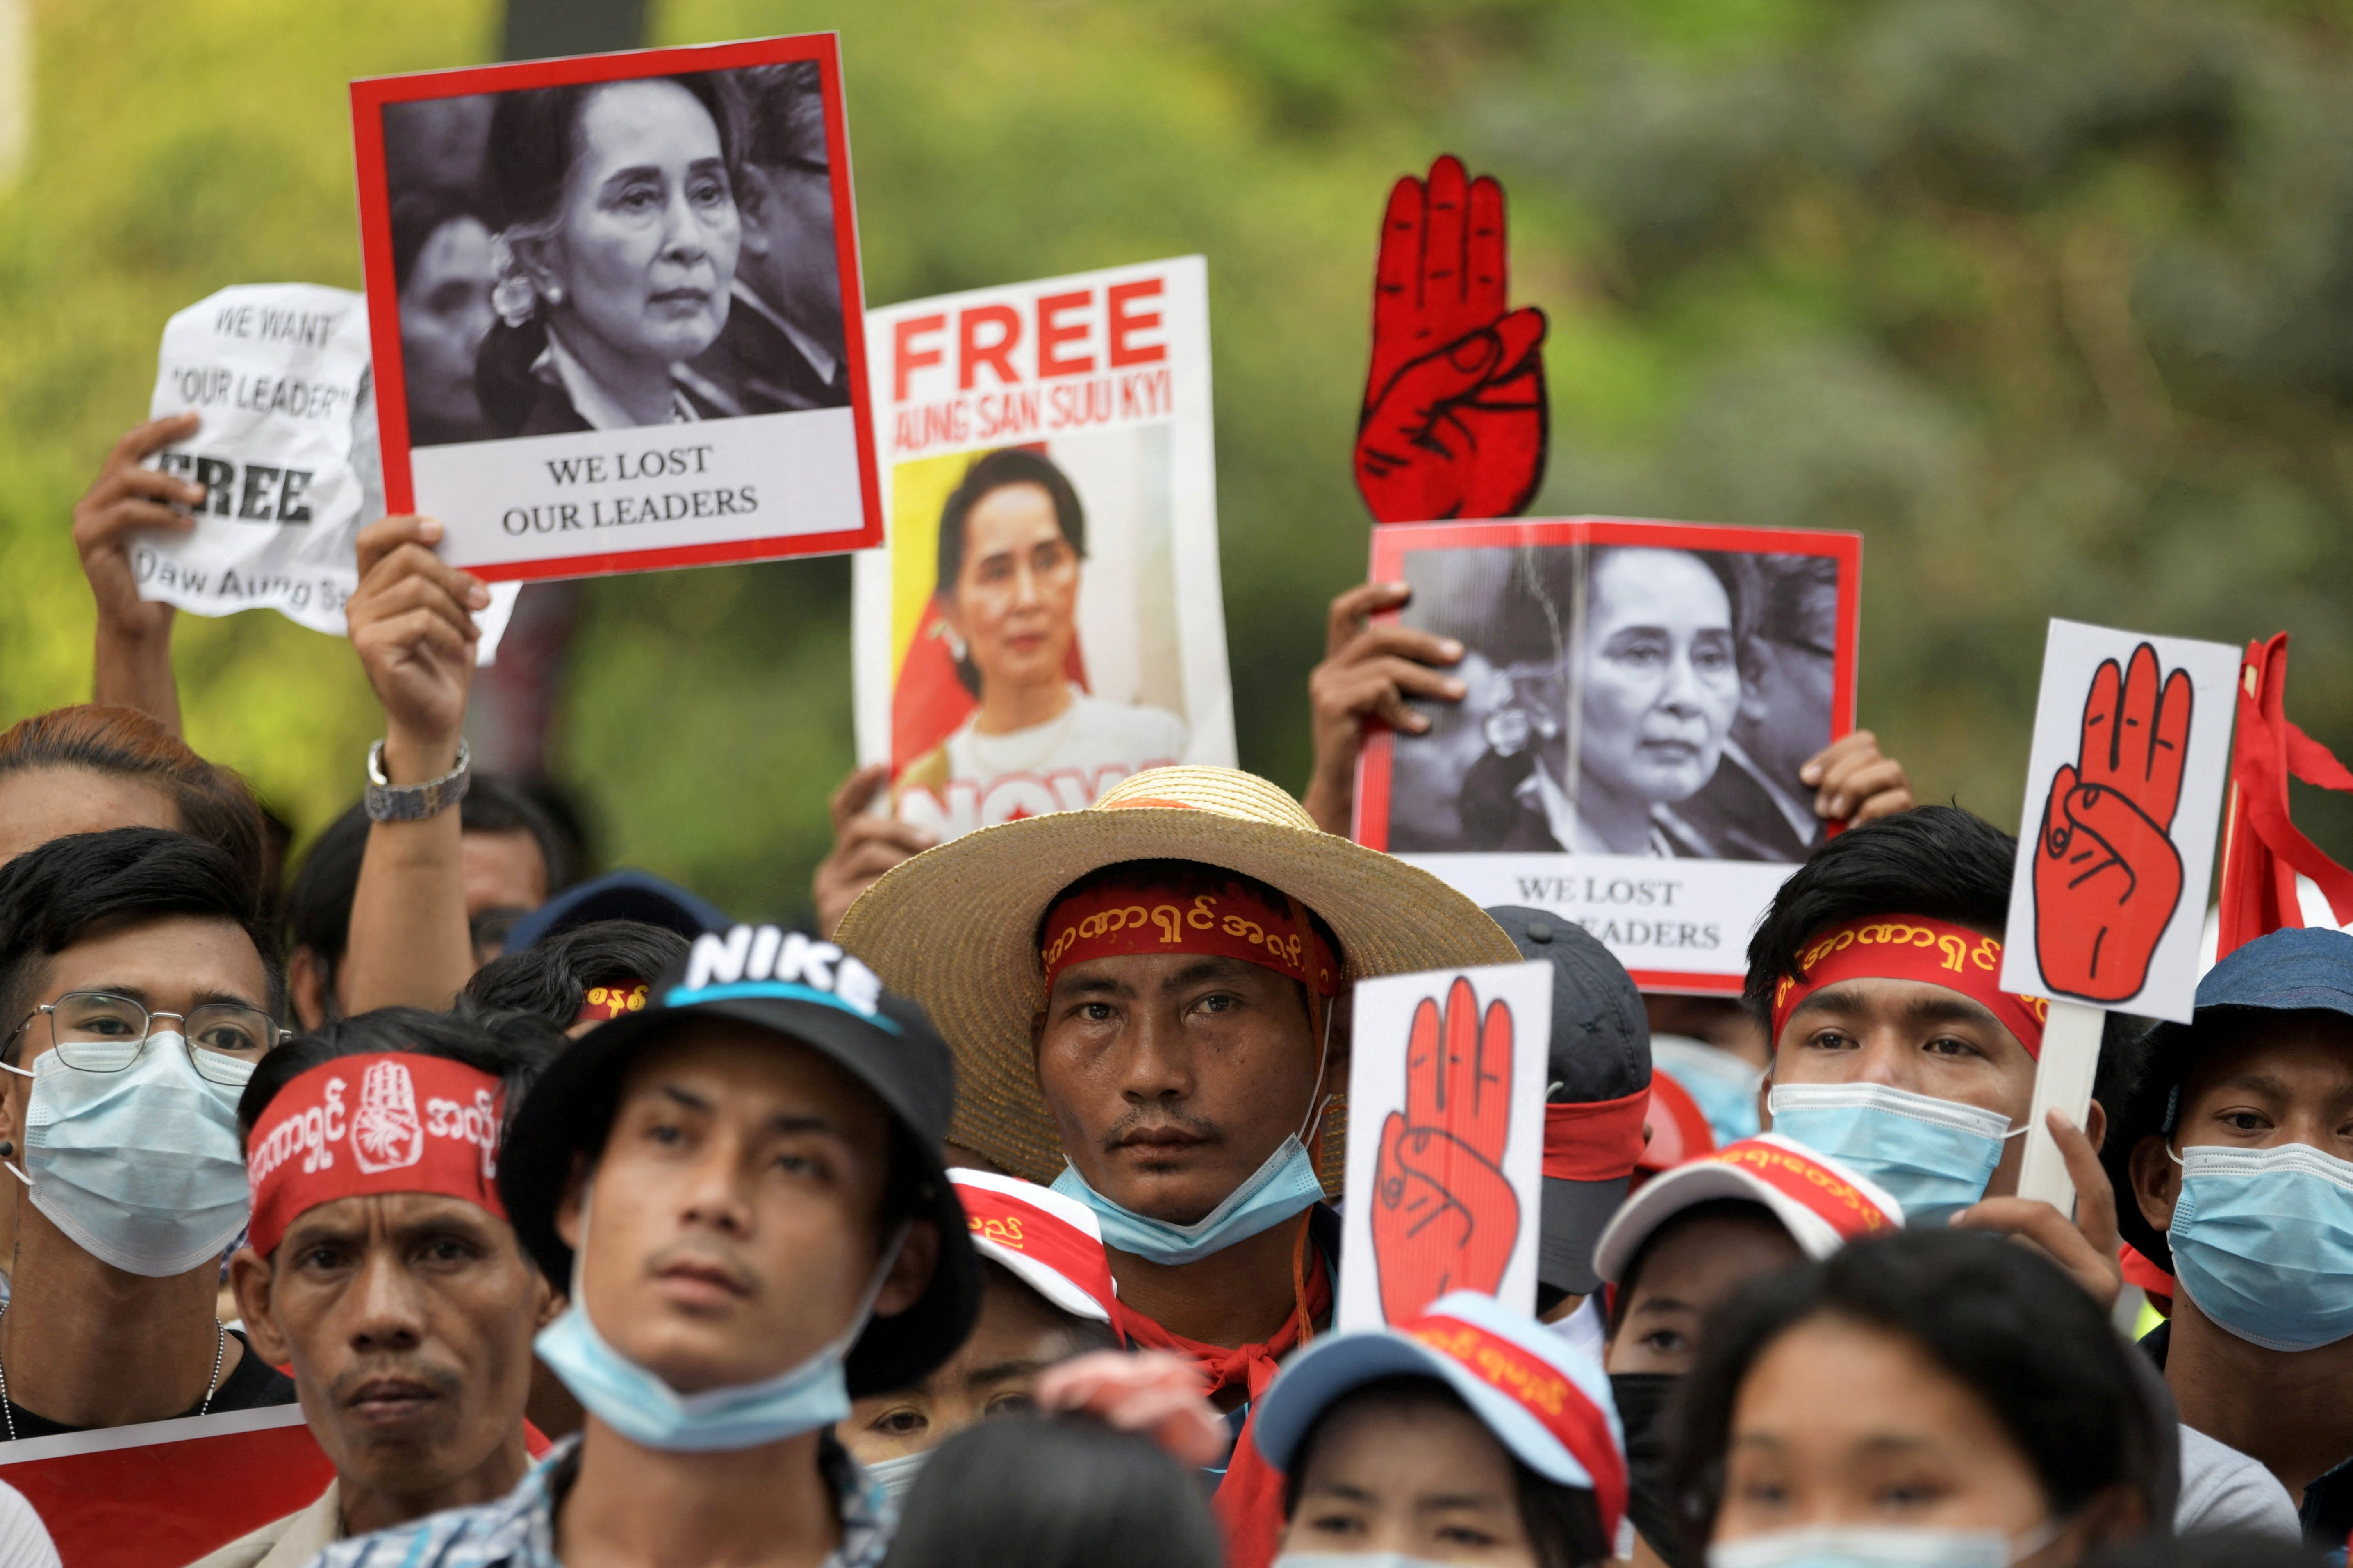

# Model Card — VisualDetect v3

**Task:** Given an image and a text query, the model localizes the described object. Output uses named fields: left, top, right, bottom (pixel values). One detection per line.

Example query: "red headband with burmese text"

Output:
left=1770, top=915, right=2049, bottom=1059
left=245, top=1052, right=507, bottom=1258
left=1040, top=873, right=1340, bottom=999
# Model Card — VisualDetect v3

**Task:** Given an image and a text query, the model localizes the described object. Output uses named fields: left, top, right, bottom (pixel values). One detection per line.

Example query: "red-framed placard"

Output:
left=1354, top=516, right=1863, bottom=995
left=350, top=33, right=881, bottom=581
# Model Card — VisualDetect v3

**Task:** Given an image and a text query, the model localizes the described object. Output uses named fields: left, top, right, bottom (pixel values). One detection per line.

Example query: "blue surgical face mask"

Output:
left=1766, top=1082, right=2021, bottom=1227
left=1274, top=1556, right=1464, bottom=1568
left=1053, top=1135, right=1326, bottom=1264
left=535, top=1183, right=907, bottom=1452
left=1709, top=1523, right=2057, bottom=1568
left=2168, top=1141, right=2353, bottom=1352
left=864, top=1448, right=929, bottom=1504
left=1652, top=1035, right=1765, bottom=1145
left=4, top=1034, right=253, bottom=1277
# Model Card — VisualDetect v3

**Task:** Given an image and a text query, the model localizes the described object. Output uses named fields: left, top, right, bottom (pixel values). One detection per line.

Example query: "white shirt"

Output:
left=2176, top=1424, right=2301, bottom=1541
left=902, top=689, right=1188, bottom=839
left=0, top=1480, right=59, bottom=1568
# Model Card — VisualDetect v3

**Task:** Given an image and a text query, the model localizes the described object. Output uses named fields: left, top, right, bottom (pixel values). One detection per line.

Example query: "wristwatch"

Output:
left=364, top=739, right=473, bottom=823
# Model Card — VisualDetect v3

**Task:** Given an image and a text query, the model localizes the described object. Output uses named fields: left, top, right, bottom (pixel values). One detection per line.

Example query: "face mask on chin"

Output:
left=534, top=1180, right=908, bottom=1453
left=1051, top=1136, right=1326, bottom=1265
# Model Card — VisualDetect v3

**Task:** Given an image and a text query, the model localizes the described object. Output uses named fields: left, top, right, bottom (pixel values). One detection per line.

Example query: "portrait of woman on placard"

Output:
left=897, top=449, right=1188, bottom=805
left=1460, top=545, right=1745, bottom=857
left=469, top=73, right=744, bottom=438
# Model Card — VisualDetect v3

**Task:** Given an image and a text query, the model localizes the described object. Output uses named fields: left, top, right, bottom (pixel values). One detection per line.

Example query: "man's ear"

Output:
left=734, top=165, right=773, bottom=257
left=2127, top=1133, right=2180, bottom=1235
left=875, top=1218, right=938, bottom=1320
left=2084, top=1099, right=2107, bottom=1154
left=532, top=1276, right=565, bottom=1331
left=287, top=948, right=328, bottom=1033
left=230, top=1248, right=295, bottom=1367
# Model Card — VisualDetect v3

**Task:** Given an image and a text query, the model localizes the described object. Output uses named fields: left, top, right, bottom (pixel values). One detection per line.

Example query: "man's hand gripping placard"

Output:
left=1355, top=156, right=1548, bottom=524
left=1372, top=976, right=1522, bottom=1322
left=2033, top=643, right=2191, bottom=1003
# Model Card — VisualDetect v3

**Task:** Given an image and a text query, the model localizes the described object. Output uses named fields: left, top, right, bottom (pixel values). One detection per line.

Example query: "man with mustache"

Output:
left=837, top=766, right=1521, bottom=1568
left=199, top=1007, right=568, bottom=1568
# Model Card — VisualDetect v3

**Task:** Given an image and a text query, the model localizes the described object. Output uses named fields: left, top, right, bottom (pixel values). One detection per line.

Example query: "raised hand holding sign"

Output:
left=2032, top=643, right=2192, bottom=1002
left=1342, top=961, right=1549, bottom=1329
left=1355, top=156, right=1548, bottom=524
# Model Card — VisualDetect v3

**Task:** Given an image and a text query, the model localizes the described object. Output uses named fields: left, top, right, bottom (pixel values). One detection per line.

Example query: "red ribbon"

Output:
left=1770, top=914, right=2048, bottom=1060
left=1541, top=1088, right=1650, bottom=1182
left=2217, top=634, right=2353, bottom=959
left=246, top=1053, right=506, bottom=1258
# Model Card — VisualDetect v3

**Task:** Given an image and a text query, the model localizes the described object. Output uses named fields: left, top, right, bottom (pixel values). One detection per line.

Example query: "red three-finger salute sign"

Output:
left=2002, top=619, right=2239, bottom=1208
left=1343, top=961, right=1550, bottom=1329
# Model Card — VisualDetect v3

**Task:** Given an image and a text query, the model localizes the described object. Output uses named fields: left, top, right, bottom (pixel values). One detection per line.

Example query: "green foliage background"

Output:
left=6, top=0, right=2351, bottom=919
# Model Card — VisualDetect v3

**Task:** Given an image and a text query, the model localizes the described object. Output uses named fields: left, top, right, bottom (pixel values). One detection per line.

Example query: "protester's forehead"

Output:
left=1306, top=1386, right=1514, bottom=1492
left=613, top=1016, right=889, bottom=1135
left=41, top=911, right=269, bottom=1003
left=277, top=1188, right=519, bottom=1254
left=2180, top=1009, right=2353, bottom=1104
left=0, top=767, right=180, bottom=862
left=1737, top=1312, right=1997, bottom=1453
left=1632, top=1202, right=1800, bottom=1298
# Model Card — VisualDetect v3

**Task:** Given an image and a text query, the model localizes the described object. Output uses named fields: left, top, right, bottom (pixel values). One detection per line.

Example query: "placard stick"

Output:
left=2015, top=1000, right=2103, bottom=1210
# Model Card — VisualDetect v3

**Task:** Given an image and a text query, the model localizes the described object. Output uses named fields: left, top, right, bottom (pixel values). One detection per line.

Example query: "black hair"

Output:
left=1606, top=1197, right=1785, bottom=1338
left=463, top=919, right=688, bottom=1029
left=737, top=61, right=827, bottom=172
left=933, top=449, right=1087, bottom=698
left=881, top=1413, right=1224, bottom=1568
left=0, top=705, right=273, bottom=913
left=1589, top=545, right=1743, bottom=645
left=1743, top=805, right=2017, bottom=1025
left=1279, top=1375, right=1611, bottom=1568
left=1664, top=1230, right=2162, bottom=1557
left=474, top=73, right=743, bottom=436
left=285, top=778, right=576, bottom=980
left=237, top=1002, right=565, bottom=1141
left=2086, top=1532, right=2332, bottom=1568
left=0, top=828, right=280, bottom=1062
left=390, top=183, right=489, bottom=293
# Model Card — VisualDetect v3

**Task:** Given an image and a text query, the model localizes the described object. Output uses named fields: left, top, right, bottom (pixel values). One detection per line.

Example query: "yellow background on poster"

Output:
left=887, top=451, right=979, bottom=682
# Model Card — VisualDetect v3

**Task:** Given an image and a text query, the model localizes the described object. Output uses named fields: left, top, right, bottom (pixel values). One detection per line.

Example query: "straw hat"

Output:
left=835, top=766, right=1523, bottom=1183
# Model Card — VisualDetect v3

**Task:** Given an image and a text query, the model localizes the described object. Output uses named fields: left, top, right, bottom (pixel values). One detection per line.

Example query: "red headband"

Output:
left=1406, top=1312, right=1629, bottom=1540
left=1540, top=1089, right=1650, bottom=1183
left=1040, top=873, right=1340, bottom=999
left=575, top=982, right=649, bottom=1026
left=1771, top=915, right=2049, bottom=1059
left=246, top=1053, right=507, bottom=1258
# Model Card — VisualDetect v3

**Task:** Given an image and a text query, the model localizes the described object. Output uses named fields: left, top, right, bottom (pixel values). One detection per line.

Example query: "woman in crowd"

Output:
left=1667, top=1229, right=2162, bottom=1568
left=1252, top=1291, right=1623, bottom=1568
left=475, top=74, right=742, bottom=434
left=894, top=448, right=1188, bottom=825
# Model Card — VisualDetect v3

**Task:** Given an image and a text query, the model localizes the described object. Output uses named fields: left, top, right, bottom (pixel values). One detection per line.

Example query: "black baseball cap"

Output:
left=498, top=923, right=982, bottom=1396
left=2104, top=926, right=2353, bottom=1272
left=1486, top=906, right=1652, bottom=1297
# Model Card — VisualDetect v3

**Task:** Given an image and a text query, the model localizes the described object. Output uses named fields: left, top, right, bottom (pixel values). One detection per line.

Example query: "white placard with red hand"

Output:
left=1340, top=960, right=1549, bottom=1331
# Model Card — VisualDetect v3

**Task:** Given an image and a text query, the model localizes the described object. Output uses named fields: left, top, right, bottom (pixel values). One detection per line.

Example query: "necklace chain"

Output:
left=0, top=1300, right=226, bottom=1442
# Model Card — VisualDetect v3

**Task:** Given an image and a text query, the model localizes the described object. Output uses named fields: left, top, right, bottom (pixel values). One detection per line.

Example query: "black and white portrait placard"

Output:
left=1355, top=517, right=1862, bottom=994
left=351, top=33, right=878, bottom=581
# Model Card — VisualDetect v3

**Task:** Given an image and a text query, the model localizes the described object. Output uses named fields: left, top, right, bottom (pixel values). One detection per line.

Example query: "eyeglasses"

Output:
left=470, top=907, right=532, bottom=966
left=5, top=991, right=290, bottom=1086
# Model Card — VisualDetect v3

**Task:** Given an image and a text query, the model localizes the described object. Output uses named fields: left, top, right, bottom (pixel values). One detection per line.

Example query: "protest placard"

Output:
left=137, top=284, right=520, bottom=654
left=1340, top=960, right=1550, bottom=1330
left=350, top=33, right=879, bottom=580
left=850, top=257, right=1235, bottom=841
left=1354, top=518, right=1861, bottom=994
left=1999, top=618, right=2239, bottom=1207
left=0, top=1405, right=332, bottom=1568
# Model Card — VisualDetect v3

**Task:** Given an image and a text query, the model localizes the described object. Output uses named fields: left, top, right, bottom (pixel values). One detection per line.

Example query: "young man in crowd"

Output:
left=0, top=828, right=296, bottom=1435
left=837, top=765, right=1523, bottom=1568
left=199, top=1009, right=567, bottom=1568
left=2112, top=926, right=2353, bottom=1544
left=316, top=925, right=978, bottom=1568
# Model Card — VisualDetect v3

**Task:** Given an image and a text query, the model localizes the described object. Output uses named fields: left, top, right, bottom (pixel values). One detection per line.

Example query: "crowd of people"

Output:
left=0, top=420, right=2348, bottom=1568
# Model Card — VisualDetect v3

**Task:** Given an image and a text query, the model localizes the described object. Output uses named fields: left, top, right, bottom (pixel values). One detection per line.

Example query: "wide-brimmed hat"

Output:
left=835, top=767, right=1524, bottom=1183
left=498, top=924, right=982, bottom=1398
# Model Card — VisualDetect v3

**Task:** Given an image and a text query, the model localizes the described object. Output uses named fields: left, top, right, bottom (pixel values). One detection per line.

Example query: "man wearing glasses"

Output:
left=0, top=826, right=296, bottom=1436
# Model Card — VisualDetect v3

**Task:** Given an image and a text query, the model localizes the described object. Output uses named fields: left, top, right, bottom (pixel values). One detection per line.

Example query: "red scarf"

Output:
left=1115, top=1247, right=1333, bottom=1568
